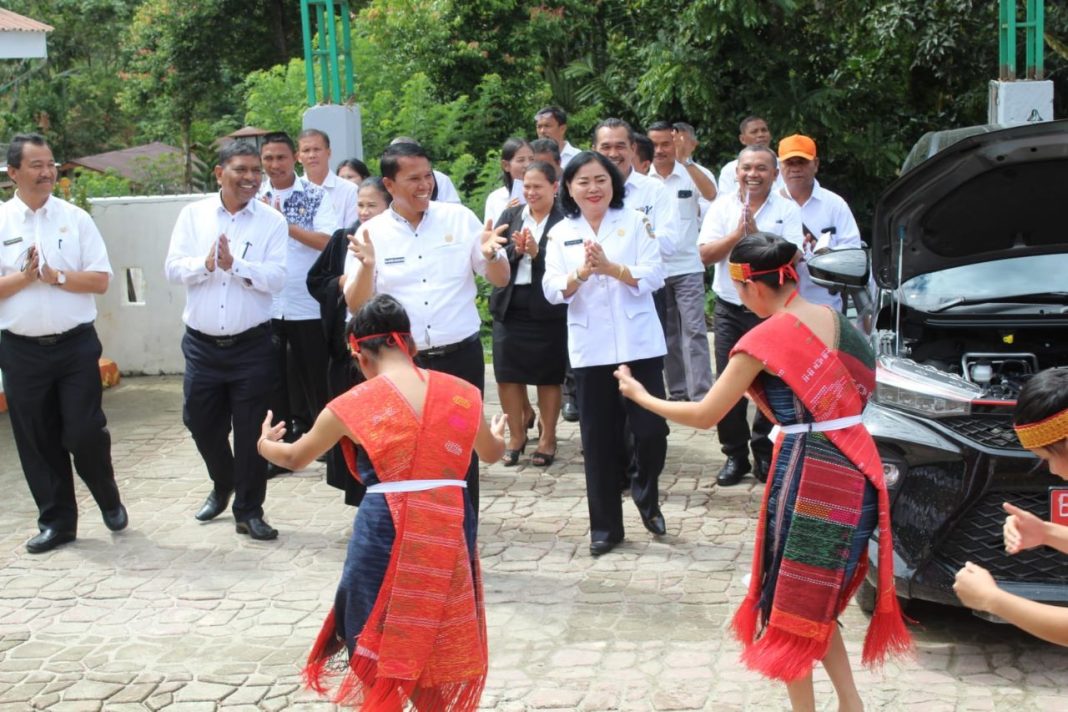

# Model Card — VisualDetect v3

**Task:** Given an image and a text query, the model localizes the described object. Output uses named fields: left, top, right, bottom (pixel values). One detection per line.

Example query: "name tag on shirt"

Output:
left=3, top=237, right=23, bottom=246
left=384, top=256, right=405, bottom=265
left=677, top=190, right=693, bottom=199
left=564, top=239, right=583, bottom=247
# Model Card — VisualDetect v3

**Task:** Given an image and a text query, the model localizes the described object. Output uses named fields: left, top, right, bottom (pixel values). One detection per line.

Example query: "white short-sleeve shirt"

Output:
left=784, top=180, right=863, bottom=309
left=649, top=161, right=717, bottom=277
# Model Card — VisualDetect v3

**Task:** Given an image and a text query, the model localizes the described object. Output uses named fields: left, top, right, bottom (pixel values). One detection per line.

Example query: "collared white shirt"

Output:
left=717, top=158, right=786, bottom=202
left=434, top=170, right=463, bottom=204
left=484, top=183, right=525, bottom=225
left=164, top=193, right=287, bottom=335
left=543, top=208, right=666, bottom=368
left=623, top=169, right=679, bottom=262
left=345, top=201, right=492, bottom=350
left=782, top=180, right=863, bottom=309
left=698, top=191, right=804, bottom=306
left=257, top=175, right=337, bottom=320
left=649, top=161, right=716, bottom=277
left=0, top=193, right=112, bottom=336
left=560, top=141, right=581, bottom=168
left=515, top=205, right=550, bottom=286
left=307, top=170, right=358, bottom=230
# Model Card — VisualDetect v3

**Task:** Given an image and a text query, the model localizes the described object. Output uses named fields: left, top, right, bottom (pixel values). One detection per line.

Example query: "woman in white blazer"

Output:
left=542, top=151, right=669, bottom=557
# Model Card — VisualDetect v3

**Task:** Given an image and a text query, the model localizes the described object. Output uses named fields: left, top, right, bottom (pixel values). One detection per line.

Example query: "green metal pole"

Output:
left=1034, top=0, right=1045, bottom=79
left=323, top=0, right=343, bottom=103
left=340, top=1, right=355, bottom=100
left=300, top=0, right=316, bottom=105
left=316, top=3, right=330, bottom=104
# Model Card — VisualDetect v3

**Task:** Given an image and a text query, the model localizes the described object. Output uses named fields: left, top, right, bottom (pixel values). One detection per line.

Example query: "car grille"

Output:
left=935, top=491, right=1068, bottom=584
left=940, top=414, right=1021, bottom=450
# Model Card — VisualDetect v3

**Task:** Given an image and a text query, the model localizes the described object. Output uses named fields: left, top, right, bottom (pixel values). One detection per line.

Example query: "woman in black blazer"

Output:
left=490, top=161, right=569, bottom=466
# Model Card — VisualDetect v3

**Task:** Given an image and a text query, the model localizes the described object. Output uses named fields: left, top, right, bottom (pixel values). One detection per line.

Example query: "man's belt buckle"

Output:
left=38, top=335, right=59, bottom=346
left=215, top=336, right=237, bottom=348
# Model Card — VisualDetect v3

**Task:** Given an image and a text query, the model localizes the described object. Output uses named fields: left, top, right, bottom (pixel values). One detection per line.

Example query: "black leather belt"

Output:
left=420, top=332, right=479, bottom=359
left=715, top=299, right=753, bottom=315
left=2, top=322, right=92, bottom=346
left=186, top=323, right=269, bottom=348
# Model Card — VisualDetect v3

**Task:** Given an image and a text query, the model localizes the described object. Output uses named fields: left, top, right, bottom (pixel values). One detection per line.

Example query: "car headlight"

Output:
left=875, top=356, right=983, bottom=418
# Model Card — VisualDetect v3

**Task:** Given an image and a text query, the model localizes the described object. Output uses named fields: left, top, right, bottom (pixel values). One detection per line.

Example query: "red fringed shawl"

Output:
left=304, top=371, right=488, bottom=710
left=729, top=312, right=912, bottom=681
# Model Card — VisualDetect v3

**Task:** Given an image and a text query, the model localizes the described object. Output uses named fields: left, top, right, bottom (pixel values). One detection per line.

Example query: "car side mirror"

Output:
left=807, top=248, right=870, bottom=289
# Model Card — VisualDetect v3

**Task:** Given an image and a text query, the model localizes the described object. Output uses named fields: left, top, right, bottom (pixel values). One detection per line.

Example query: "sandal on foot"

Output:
left=531, top=449, right=556, bottom=467
left=503, top=437, right=528, bottom=467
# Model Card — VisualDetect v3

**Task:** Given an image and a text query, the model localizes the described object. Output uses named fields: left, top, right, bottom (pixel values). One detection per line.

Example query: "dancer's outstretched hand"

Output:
left=614, top=364, right=647, bottom=402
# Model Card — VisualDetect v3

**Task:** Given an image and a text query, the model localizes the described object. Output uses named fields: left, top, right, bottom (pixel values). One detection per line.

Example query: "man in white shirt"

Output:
left=717, top=116, right=785, bottom=199
left=535, top=106, right=581, bottom=168
left=777, top=134, right=863, bottom=310
left=646, top=121, right=716, bottom=402
left=165, top=142, right=288, bottom=540
left=0, top=133, right=127, bottom=554
left=343, top=141, right=509, bottom=510
left=297, top=128, right=358, bottom=229
left=699, top=145, right=804, bottom=487
left=257, top=133, right=336, bottom=472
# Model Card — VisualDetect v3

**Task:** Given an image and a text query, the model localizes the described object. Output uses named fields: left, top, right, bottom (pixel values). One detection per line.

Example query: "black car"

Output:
left=809, top=119, right=1068, bottom=615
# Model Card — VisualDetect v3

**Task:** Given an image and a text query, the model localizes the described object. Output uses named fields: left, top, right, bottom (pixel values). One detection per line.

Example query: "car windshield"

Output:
left=900, top=254, right=1068, bottom=312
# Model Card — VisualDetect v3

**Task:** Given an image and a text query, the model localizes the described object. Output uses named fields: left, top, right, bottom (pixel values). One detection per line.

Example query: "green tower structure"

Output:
left=300, top=0, right=355, bottom=106
left=998, top=0, right=1045, bottom=80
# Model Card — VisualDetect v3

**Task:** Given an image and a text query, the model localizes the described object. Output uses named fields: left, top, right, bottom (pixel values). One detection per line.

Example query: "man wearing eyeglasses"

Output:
left=165, top=141, right=287, bottom=540
left=0, top=132, right=127, bottom=554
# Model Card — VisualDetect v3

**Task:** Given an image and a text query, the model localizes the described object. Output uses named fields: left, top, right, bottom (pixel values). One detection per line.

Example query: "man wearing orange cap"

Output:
left=777, top=134, right=862, bottom=311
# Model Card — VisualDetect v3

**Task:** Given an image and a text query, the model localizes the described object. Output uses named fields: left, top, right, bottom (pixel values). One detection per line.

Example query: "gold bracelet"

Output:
left=617, top=264, right=626, bottom=280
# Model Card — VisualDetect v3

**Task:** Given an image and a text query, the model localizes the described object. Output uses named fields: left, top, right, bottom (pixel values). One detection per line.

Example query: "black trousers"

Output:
left=270, top=318, right=329, bottom=435
left=574, top=356, right=668, bottom=543
left=712, top=299, right=772, bottom=461
left=414, top=334, right=485, bottom=511
left=0, top=324, right=121, bottom=532
left=181, top=326, right=274, bottom=522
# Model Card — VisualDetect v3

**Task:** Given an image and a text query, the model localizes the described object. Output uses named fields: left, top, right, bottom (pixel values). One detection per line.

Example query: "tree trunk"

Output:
left=182, top=117, right=193, bottom=193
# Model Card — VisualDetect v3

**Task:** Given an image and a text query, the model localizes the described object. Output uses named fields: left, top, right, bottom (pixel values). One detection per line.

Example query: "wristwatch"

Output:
left=56, top=270, right=67, bottom=286
left=683, top=158, right=694, bottom=167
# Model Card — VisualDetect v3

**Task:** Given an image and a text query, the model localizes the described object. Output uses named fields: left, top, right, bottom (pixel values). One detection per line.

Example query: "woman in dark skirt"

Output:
left=490, top=161, right=568, bottom=466
left=306, top=177, right=392, bottom=504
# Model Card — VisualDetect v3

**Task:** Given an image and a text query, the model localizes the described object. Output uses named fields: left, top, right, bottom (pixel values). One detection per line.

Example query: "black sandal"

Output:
left=503, top=437, right=528, bottom=467
left=531, top=448, right=556, bottom=467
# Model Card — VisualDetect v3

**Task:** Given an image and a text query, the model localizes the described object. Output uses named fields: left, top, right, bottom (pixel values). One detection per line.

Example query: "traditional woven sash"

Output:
left=304, top=371, right=487, bottom=711
left=729, top=312, right=911, bottom=681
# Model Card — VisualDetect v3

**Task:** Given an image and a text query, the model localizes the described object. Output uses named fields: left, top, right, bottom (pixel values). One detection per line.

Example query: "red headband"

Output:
left=728, top=260, right=799, bottom=286
left=347, top=331, right=424, bottom=381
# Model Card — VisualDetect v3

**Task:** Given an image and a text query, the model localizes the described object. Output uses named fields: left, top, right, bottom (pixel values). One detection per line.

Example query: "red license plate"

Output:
left=1050, top=487, right=1068, bottom=526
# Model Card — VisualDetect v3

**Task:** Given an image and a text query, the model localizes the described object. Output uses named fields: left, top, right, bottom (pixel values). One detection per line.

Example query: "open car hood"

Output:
left=871, top=120, right=1068, bottom=289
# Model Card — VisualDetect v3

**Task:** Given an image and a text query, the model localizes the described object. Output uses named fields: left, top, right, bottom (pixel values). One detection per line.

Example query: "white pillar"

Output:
left=302, top=104, right=364, bottom=169
left=988, top=80, right=1055, bottom=125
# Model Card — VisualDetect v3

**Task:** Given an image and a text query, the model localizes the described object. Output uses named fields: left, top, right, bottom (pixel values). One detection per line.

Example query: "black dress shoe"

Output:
left=194, top=491, right=231, bottom=521
left=26, top=528, right=76, bottom=554
left=754, top=456, right=771, bottom=484
left=641, top=511, right=667, bottom=536
left=561, top=400, right=580, bottom=423
left=716, top=456, right=752, bottom=487
left=236, top=517, right=278, bottom=540
left=589, top=539, right=621, bottom=557
left=102, top=504, right=128, bottom=532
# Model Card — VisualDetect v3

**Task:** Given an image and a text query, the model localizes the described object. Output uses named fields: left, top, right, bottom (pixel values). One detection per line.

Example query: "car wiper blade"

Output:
left=928, top=292, right=1068, bottom=313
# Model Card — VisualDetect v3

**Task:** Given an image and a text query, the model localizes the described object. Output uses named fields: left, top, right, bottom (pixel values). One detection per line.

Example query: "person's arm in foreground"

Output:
left=1003, top=502, right=1068, bottom=556
left=474, top=412, right=509, bottom=464
left=615, top=353, right=763, bottom=429
left=258, top=408, right=349, bottom=471
left=954, top=561, right=1068, bottom=647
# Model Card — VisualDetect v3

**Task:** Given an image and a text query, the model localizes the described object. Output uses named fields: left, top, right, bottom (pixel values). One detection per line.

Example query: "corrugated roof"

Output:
left=0, top=9, right=54, bottom=33
left=61, top=142, right=184, bottom=182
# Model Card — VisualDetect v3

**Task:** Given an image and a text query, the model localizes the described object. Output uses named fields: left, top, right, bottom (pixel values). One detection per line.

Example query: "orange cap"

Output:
left=778, top=134, right=817, bottom=161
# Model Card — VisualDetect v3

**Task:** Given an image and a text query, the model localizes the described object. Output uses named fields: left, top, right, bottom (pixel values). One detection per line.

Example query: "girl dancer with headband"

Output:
left=258, top=293, right=507, bottom=710
left=616, top=232, right=911, bottom=711
left=955, top=367, right=1068, bottom=646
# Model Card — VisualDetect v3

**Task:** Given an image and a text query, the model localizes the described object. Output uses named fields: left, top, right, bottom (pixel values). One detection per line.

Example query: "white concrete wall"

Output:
left=91, top=194, right=206, bottom=375
left=0, top=31, right=48, bottom=59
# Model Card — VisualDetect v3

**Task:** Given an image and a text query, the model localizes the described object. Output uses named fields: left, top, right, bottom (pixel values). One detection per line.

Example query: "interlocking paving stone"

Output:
left=1, top=374, right=1067, bottom=709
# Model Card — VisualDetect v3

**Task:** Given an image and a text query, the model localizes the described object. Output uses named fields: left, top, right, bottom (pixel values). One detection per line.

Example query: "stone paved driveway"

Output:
left=1, top=374, right=1067, bottom=711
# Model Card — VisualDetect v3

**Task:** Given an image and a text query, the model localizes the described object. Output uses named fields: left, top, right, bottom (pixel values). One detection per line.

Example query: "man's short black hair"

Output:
left=593, top=118, right=634, bottom=145
left=646, top=120, right=673, bottom=134
left=737, top=144, right=778, bottom=167
left=633, top=134, right=654, bottom=164
left=535, top=106, right=568, bottom=125
left=7, top=133, right=49, bottom=169
left=530, top=138, right=561, bottom=164
left=218, top=141, right=261, bottom=167
left=559, top=151, right=626, bottom=218
left=297, top=128, right=331, bottom=148
left=380, top=142, right=430, bottom=180
left=261, top=132, right=296, bottom=154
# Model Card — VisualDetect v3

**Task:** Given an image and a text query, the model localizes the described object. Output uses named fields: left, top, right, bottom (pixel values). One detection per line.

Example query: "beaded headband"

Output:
left=728, top=260, right=799, bottom=286
left=1014, top=407, right=1068, bottom=450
